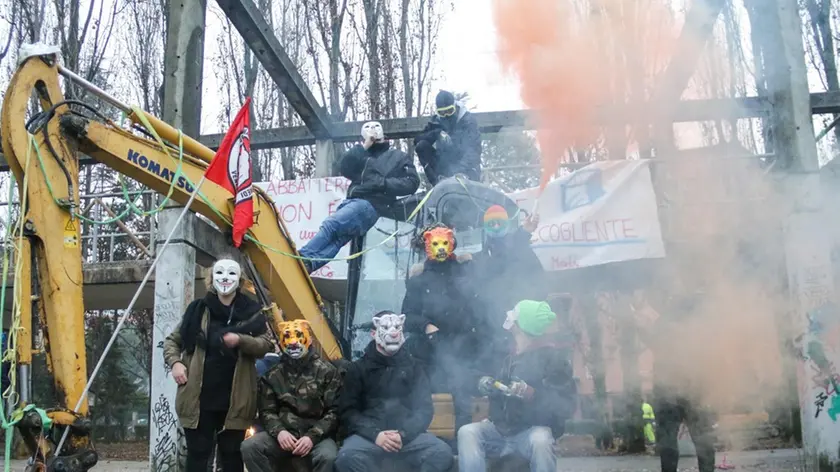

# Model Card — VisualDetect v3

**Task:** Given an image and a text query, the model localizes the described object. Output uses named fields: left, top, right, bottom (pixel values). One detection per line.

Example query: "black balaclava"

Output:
left=435, top=90, right=458, bottom=133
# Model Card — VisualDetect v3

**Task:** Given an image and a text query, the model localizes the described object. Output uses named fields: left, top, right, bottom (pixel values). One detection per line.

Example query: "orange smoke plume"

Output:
left=493, top=0, right=680, bottom=190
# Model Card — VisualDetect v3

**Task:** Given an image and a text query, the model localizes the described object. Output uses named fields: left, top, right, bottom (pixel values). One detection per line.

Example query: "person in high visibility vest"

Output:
left=642, top=401, right=656, bottom=445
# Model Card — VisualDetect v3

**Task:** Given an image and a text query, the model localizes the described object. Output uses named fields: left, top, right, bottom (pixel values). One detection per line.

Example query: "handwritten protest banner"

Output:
left=508, top=159, right=665, bottom=271
left=257, top=160, right=665, bottom=279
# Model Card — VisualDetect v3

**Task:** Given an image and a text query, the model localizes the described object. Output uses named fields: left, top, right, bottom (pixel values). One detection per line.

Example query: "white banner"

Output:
left=509, top=159, right=665, bottom=271
left=257, top=159, right=664, bottom=279
left=258, top=177, right=352, bottom=279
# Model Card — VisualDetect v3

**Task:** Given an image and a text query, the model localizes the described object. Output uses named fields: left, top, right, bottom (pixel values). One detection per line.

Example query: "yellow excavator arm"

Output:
left=1, top=53, right=341, bottom=470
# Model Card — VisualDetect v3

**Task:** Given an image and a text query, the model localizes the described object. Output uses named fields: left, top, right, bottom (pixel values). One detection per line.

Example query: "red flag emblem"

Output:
left=205, top=97, right=254, bottom=247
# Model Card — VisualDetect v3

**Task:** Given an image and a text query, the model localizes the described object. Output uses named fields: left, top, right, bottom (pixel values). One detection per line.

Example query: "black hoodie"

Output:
left=401, top=258, right=487, bottom=359
left=338, top=341, right=433, bottom=443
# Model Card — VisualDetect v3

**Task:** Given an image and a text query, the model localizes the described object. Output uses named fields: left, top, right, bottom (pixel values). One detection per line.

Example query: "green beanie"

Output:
left=513, top=300, right=556, bottom=336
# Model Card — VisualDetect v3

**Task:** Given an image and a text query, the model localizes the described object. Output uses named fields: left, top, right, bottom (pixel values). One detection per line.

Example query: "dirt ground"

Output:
left=0, top=448, right=805, bottom=471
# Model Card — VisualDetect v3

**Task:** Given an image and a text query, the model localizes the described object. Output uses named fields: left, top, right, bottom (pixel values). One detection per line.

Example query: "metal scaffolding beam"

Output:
left=198, top=92, right=840, bottom=150
left=651, top=0, right=727, bottom=103
left=2, top=91, right=838, bottom=171
left=215, top=0, right=333, bottom=139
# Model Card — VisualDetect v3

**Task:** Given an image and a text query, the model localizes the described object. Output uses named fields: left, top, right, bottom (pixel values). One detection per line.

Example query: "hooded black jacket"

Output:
left=414, top=105, right=481, bottom=185
left=401, top=258, right=487, bottom=358
left=341, top=142, right=420, bottom=218
left=489, top=342, right=577, bottom=438
left=338, top=341, right=433, bottom=444
left=470, top=229, right=547, bottom=326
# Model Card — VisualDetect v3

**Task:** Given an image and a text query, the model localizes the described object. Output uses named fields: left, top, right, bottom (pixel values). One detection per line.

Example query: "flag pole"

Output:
left=54, top=175, right=207, bottom=456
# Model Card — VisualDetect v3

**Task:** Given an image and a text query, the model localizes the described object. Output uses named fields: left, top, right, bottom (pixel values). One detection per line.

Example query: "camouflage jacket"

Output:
left=257, top=352, right=342, bottom=443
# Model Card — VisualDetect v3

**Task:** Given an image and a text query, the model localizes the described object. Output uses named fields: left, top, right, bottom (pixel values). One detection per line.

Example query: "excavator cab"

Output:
left=340, top=176, right=523, bottom=438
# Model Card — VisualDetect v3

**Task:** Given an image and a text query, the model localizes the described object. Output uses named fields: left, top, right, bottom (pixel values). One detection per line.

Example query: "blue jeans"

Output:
left=458, top=421, right=556, bottom=472
left=299, top=199, right=379, bottom=272
left=335, top=433, right=453, bottom=472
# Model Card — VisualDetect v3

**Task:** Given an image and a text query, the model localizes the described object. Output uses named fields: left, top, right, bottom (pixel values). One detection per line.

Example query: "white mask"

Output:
left=361, top=121, right=384, bottom=141
left=212, top=259, right=241, bottom=295
left=372, top=313, right=406, bottom=355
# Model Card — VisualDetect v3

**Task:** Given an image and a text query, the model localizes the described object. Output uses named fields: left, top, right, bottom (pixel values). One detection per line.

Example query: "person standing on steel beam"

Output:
left=414, top=90, right=482, bottom=186
left=299, top=121, right=420, bottom=274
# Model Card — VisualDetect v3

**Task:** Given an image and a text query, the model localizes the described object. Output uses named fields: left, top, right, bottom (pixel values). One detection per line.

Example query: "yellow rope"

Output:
left=1, top=136, right=33, bottom=411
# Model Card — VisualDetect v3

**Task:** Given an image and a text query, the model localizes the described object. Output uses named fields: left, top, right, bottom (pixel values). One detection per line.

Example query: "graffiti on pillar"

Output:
left=797, top=301, right=840, bottom=425
left=152, top=394, right=177, bottom=431
left=150, top=394, right=186, bottom=471
left=814, top=391, right=840, bottom=422
left=156, top=341, right=172, bottom=377
left=151, top=263, right=195, bottom=472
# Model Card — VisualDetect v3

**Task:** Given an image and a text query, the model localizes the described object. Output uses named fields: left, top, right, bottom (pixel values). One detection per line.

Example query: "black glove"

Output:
left=418, top=129, right=442, bottom=144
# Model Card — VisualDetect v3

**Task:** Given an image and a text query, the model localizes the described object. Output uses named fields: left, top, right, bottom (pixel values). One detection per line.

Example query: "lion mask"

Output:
left=424, top=227, right=456, bottom=262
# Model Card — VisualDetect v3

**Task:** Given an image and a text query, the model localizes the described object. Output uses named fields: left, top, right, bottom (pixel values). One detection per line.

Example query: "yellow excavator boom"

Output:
left=1, top=53, right=341, bottom=470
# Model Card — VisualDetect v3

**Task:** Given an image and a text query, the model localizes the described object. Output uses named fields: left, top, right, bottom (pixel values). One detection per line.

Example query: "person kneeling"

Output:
left=335, top=312, right=453, bottom=472
left=241, top=320, right=342, bottom=472
left=458, top=300, right=577, bottom=472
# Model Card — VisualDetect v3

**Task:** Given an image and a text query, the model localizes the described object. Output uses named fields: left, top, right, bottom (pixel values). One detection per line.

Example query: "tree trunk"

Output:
left=362, top=0, right=382, bottom=116
left=398, top=0, right=413, bottom=117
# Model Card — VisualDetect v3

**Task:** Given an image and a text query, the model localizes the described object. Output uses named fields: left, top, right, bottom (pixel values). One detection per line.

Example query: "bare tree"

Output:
left=53, top=0, right=121, bottom=100
left=122, top=0, right=165, bottom=116
left=802, top=0, right=840, bottom=144
left=361, top=0, right=383, bottom=117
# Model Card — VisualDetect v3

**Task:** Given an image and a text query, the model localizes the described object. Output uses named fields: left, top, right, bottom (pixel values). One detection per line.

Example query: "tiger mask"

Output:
left=278, top=320, right=312, bottom=359
left=423, top=227, right=456, bottom=262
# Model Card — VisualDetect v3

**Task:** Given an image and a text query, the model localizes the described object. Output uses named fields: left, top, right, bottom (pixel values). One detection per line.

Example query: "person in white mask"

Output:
left=298, top=121, right=420, bottom=274
left=163, top=257, right=274, bottom=472
left=335, top=311, right=454, bottom=472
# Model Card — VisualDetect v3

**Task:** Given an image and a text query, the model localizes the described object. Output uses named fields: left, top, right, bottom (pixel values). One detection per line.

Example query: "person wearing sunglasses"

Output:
left=413, top=90, right=482, bottom=186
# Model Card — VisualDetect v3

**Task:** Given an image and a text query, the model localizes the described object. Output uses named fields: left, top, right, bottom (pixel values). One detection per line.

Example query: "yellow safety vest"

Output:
left=642, top=402, right=655, bottom=420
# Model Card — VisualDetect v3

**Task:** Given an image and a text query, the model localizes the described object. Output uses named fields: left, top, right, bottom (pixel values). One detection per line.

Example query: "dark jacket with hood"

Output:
left=414, top=104, right=482, bottom=185
left=338, top=341, right=434, bottom=444
left=163, top=292, right=274, bottom=430
left=341, top=142, right=420, bottom=219
left=489, top=342, right=576, bottom=438
left=401, top=258, right=487, bottom=359
left=471, top=228, right=547, bottom=326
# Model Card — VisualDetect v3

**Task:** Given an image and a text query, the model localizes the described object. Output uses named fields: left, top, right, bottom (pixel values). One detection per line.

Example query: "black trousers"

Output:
left=184, top=409, right=246, bottom=472
left=654, top=388, right=716, bottom=472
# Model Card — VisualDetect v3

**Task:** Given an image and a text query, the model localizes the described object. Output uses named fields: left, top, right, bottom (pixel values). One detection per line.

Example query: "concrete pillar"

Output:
left=767, top=0, right=838, bottom=468
left=315, top=139, right=337, bottom=177
left=150, top=0, right=205, bottom=469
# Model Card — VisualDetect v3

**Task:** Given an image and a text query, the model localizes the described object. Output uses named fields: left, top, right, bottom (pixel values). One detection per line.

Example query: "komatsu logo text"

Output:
left=127, top=149, right=195, bottom=193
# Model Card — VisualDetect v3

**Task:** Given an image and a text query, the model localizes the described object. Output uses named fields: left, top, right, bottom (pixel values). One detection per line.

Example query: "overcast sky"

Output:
left=435, top=0, right=523, bottom=112
left=200, top=0, right=522, bottom=134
